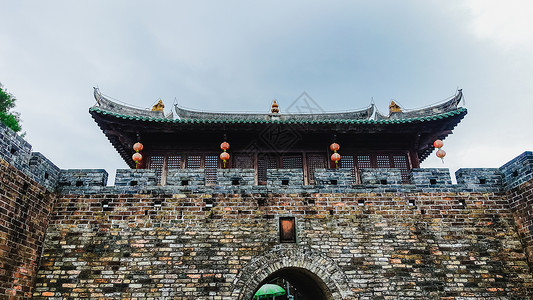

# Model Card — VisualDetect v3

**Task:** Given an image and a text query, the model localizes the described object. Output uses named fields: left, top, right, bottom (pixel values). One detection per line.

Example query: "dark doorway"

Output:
left=251, top=267, right=332, bottom=300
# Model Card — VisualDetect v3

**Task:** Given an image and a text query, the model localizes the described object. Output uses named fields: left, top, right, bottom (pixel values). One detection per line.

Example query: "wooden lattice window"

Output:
left=167, top=155, right=182, bottom=169
left=307, top=153, right=326, bottom=184
left=186, top=155, right=202, bottom=169
left=257, top=156, right=278, bottom=184
left=234, top=154, right=254, bottom=169
left=340, top=155, right=357, bottom=184
left=393, top=155, right=409, bottom=183
left=149, top=156, right=164, bottom=184
left=282, top=155, right=303, bottom=169
left=356, top=155, right=371, bottom=169
left=257, top=158, right=267, bottom=185
left=267, top=157, right=278, bottom=169
left=204, top=155, right=218, bottom=185
left=376, top=155, right=391, bottom=168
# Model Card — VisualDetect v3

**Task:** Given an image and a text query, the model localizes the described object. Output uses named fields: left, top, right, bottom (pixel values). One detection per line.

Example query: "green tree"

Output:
left=0, top=83, right=22, bottom=132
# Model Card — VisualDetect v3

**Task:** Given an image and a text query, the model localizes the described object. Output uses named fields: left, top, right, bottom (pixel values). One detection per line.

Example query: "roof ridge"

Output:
left=91, top=106, right=467, bottom=125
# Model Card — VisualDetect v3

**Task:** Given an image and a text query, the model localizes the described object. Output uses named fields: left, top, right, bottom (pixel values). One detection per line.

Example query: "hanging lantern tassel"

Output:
left=220, top=141, right=230, bottom=168
left=433, top=139, right=446, bottom=163
left=132, top=142, right=144, bottom=169
left=330, top=143, right=341, bottom=168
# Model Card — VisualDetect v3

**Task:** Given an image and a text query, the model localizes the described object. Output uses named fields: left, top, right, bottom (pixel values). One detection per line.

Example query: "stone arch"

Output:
left=231, top=244, right=354, bottom=300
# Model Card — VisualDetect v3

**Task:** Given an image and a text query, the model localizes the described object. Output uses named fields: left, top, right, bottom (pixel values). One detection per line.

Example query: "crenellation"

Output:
left=267, top=168, right=304, bottom=190
left=314, top=168, right=353, bottom=189
left=115, top=168, right=157, bottom=187
left=166, top=168, right=205, bottom=187
left=500, top=151, right=533, bottom=190
left=217, top=168, right=255, bottom=186
left=409, top=168, right=452, bottom=187
left=359, top=168, right=402, bottom=185
left=58, top=168, right=108, bottom=194
left=216, top=168, right=256, bottom=194
left=0, top=122, right=32, bottom=173
left=455, top=168, right=503, bottom=192
left=50, top=167, right=528, bottom=195
left=0, top=122, right=60, bottom=192
left=29, top=152, right=60, bottom=191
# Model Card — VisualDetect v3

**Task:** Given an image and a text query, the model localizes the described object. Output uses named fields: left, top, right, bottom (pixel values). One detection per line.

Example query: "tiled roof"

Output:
left=90, top=105, right=467, bottom=125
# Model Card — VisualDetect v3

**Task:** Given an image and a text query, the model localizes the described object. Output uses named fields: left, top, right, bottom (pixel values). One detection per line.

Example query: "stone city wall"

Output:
left=2, top=121, right=533, bottom=299
left=33, top=190, right=533, bottom=299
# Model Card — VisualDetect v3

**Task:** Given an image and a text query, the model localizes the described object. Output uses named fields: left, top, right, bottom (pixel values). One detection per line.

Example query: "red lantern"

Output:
left=220, top=152, right=230, bottom=168
left=133, top=142, right=143, bottom=152
left=331, top=153, right=341, bottom=162
left=330, top=143, right=340, bottom=152
left=220, top=142, right=230, bottom=151
left=220, top=152, right=230, bottom=161
left=132, top=152, right=142, bottom=163
left=436, top=149, right=446, bottom=159
left=433, top=139, right=443, bottom=149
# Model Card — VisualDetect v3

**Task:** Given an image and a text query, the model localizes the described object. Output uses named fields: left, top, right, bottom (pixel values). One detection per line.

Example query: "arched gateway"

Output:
left=231, top=245, right=355, bottom=300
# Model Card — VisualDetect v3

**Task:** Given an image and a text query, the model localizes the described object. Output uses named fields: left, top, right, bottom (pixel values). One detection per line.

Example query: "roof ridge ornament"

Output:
left=93, top=87, right=102, bottom=105
left=152, top=99, right=165, bottom=111
left=389, top=100, right=402, bottom=114
left=271, top=100, right=279, bottom=114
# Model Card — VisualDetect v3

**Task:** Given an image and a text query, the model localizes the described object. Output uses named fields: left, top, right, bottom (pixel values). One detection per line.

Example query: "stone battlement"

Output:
left=55, top=166, right=509, bottom=195
left=1, top=121, right=531, bottom=195
left=0, top=122, right=59, bottom=191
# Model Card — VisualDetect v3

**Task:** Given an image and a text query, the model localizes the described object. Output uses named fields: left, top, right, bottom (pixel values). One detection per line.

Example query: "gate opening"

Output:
left=251, top=267, right=332, bottom=300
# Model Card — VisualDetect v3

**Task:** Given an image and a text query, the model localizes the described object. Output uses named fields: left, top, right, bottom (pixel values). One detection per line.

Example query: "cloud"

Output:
left=0, top=1, right=532, bottom=182
left=464, top=0, right=533, bottom=53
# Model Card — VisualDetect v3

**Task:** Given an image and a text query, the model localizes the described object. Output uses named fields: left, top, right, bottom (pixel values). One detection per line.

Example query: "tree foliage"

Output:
left=0, top=83, right=22, bottom=132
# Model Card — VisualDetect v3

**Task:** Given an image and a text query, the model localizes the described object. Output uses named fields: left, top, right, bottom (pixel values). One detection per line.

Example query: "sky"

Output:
left=1, top=0, right=532, bottom=183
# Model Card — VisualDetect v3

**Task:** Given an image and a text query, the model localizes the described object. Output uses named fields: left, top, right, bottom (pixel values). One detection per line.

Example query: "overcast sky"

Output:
left=1, top=1, right=532, bottom=182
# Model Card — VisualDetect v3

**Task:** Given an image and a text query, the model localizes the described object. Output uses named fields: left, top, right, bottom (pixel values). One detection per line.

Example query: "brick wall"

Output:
left=2, top=118, right=533, bottom=299
left=0, top=159, right=56, bottom=299
left=508, top=180, right=533, bottom=266
left=33, top=190, right=533, bottom=299
left=501, top=152, right=533, bottom=267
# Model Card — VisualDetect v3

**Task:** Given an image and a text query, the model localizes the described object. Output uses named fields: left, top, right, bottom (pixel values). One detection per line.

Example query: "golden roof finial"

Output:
left=152, top=99, right=165, bottom=111
left=271, top=100, right=279, bottom=114
left=389, top=100, right=402, bottom=114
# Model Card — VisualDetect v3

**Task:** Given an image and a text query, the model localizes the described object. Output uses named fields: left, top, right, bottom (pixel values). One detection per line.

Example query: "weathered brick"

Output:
left=1, top=120, right=533, bottom=299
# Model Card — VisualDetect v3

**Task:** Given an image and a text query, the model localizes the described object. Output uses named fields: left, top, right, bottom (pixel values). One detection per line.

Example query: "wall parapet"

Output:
left=0, top=122, right=59, bottom=191
left=58, top=169, right=108, bottom=194
left=29, top=152, right=60, bottom=191
left=500, top=151, right=533, bottom=190
left=360, top=168, right=402, bottom=185
left=455, top=168, right=503, bottom=192
left=54, top=167, right=510, bottom=195
left=410, top=168, right=452, bottom=186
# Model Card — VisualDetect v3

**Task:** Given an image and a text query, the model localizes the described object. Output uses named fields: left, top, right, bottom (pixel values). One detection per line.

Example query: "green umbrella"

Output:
left=253, top=284, right=286, bottom=299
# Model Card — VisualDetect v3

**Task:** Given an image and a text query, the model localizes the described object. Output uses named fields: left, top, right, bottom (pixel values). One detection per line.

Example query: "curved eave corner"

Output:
left=90, top=108, right=137, bottom=169
left=418, top=108, right=467, bottom=163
